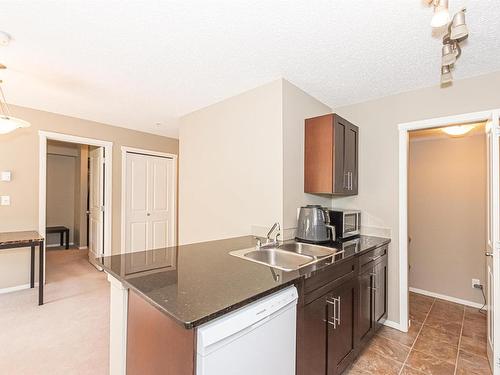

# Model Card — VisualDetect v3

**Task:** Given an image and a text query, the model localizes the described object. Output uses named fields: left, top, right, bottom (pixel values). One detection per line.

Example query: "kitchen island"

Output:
left=99, top=235, right=390, bottom=375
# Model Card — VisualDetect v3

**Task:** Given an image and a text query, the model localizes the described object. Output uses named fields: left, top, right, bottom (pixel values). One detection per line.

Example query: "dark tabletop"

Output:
left=0, top=231, right=44, bottom=246
left=99, top=235, right=390, bottom=329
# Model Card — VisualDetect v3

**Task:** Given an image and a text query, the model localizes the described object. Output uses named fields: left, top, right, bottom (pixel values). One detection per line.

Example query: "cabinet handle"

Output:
left=326, top=298, right=337, bottom=329
left=370, top=255, right=382, bottom=262
left=343, top=172, right=348, bottom=189
left=349, top=172, right=353, bottom=190
left=336, top=297, right=341, bottom=326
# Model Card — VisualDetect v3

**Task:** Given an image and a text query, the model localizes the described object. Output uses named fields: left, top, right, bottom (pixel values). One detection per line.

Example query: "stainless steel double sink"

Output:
left=229, top=241, right=341, bottom=272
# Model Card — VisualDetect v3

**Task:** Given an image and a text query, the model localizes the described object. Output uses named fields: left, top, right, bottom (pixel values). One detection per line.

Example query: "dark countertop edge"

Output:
left=102, top=236, right=391, bottom=330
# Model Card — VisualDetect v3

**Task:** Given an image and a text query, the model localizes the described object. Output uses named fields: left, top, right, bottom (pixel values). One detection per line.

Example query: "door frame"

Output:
left=398, top=109, right=500, bottom=364
left=120, top=146, right=178, bottom=254
left=39, top=131, right=113, bottom=274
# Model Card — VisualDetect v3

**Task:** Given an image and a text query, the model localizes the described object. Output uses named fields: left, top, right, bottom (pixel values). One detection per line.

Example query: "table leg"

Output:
left=30, top=244, right=35, bottom=288
left=65, top=230, right=69, bottom=250
left=39, top=241, right=44, bottom=306
left=60, top=232, right=63, bottom=247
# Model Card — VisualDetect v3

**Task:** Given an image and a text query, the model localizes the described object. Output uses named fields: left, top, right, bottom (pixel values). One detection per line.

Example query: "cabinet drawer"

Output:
left=359, top=245, right=387, bottom=273
left=304, top=258, right=356, bottom=303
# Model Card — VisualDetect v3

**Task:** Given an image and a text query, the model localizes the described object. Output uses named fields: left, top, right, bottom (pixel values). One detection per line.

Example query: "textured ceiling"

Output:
left=0, top=1, right=499, bottom=138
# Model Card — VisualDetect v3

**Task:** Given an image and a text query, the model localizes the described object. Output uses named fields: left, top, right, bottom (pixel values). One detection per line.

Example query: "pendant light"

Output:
left=0, top=64, right=31, bottom=135
left=431, top=0, right=450, bottom=28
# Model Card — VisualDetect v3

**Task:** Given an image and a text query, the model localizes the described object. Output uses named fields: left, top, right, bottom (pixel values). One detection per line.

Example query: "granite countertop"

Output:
left=99, top=235, right=390, bottom=329
left=0, top=231, right=44, bottom=246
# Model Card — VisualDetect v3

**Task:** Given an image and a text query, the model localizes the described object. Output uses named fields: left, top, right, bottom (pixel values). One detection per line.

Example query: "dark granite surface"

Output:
left=0, top=231, right=44, bottom=246
left=99, top=235, right=390, bottom=329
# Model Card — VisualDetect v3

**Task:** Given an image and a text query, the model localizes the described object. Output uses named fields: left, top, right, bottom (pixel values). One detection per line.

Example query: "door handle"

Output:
left=485, top=252, right=493, bottom=257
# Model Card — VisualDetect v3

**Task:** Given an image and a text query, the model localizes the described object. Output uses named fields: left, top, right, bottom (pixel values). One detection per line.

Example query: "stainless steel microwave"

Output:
left=328, top=209, right=361, bottom=240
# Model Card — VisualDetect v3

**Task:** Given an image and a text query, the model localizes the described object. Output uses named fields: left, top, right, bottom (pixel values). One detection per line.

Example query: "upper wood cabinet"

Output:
left=304, top=114, right=359, bottom=195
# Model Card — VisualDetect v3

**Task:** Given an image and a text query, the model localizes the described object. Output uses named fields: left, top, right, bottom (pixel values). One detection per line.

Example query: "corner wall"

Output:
left=282, top=80, right=332, bottom=232
left=179, top=80, right=284, bottom=244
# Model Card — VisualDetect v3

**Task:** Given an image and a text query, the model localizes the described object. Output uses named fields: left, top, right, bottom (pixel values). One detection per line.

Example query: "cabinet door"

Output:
left=297, top=294, right=328, bottom=375
left=344, top=123, right=358, bottom=194
left=357, top=267, right=374, bottom=344
left=333, top=119, right=347, bottom=194
left=327, top=278, right=358, bottom=375
left=374, top=257, right=388, bottom=327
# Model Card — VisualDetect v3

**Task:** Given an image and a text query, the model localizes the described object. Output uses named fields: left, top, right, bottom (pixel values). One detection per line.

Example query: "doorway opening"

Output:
left=398, top=110, right=500, bottom=374
left=39, top=131, right=113, bottom=280
left=44, top=140, right=107, bottom=269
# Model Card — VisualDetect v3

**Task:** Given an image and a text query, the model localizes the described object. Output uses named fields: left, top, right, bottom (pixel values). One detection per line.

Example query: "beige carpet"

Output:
left=0, top=248, right=109, bottom=375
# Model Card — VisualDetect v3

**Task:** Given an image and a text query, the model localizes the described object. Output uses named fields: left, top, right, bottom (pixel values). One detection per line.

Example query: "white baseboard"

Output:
left=79, top=246, right=88, bottom=250
left=47, top=242, right=75, bottom=248
left=381, top=319, right=405, bottom=332
left=409, top=287, right=483, bottom=309
left=0, top=282, right=39, bottom=294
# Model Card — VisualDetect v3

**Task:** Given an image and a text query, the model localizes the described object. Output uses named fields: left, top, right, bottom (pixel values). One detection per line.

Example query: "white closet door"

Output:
left=124, top=152, right=175, bottom=257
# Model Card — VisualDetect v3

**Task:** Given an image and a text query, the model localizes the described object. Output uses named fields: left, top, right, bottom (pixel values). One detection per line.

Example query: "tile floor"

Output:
left=345, top=292, right=491, bottom=375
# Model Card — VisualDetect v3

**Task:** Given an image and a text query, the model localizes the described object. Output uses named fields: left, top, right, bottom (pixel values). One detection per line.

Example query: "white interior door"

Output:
left=88, top=147, right=105, bottom=264
left=124, top=152, right=175, bottom=259
left=486, top=115, right=500, bottom=374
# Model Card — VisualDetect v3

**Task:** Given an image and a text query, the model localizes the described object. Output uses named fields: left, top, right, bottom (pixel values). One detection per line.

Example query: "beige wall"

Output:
left=408, top=132, right=486, bottom=304
left=333, top=71, right=500, bottom=324
left=179, top=79, right=332, bottom=244
left=179, top=80, right=283, bottom=244
left=0, top=105, right=178, bottom=289
left=282, top=80, right=332, bottom=230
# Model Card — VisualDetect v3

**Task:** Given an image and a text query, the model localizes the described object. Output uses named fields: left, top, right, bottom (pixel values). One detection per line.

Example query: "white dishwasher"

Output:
left=196, top=286, right=298, bottom=375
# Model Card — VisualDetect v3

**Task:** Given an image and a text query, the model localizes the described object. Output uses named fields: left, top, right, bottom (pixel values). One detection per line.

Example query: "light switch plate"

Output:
left=0, top=171, right=11, bottom=181
left=0, top=195, right=10, bottom=206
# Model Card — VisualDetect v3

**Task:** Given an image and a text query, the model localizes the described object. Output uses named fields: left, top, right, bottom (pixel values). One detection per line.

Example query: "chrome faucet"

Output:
left=256, top=222, right=281, bottom=250
left=266, top=222, right=281, bottom=244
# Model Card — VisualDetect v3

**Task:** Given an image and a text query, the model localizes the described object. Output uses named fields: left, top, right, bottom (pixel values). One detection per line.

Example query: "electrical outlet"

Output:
left=472, top=278, right=480, bottom=288
left=0, top=195, right=10, bottom=206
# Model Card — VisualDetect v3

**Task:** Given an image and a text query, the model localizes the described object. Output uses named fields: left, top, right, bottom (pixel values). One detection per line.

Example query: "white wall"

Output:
left=179, top=80, right=284, bottom=244
left=408, top=132, right=486, bottom=304
left=333, top=71, right=500, bottom=325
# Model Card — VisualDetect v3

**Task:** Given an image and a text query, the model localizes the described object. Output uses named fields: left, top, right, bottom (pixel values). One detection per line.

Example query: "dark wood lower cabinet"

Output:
left=357, top=268, right=374, bottom=343
left=297, top=246, right=388, bottom=375
left=327, top=277, right=358, bottom=375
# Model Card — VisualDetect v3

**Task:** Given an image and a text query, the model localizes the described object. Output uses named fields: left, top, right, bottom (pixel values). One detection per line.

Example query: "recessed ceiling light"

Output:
left=441, top=124, right=476, bottom=136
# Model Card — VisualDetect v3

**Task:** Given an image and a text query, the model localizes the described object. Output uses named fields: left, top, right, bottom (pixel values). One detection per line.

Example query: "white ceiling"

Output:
left=0, top=1, right=499, bottom=138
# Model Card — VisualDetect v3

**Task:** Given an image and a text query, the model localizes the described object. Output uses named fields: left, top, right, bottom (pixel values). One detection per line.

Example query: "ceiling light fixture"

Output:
left=0, top=65, right=31, bottom=135
left=441, top=65, right=453, bottom=84
left=0, top=31, right=11, bottom=47
left=450, top=9, right=468, bottom=40
left=441, top=42, right=457, bottom=66
left=431, top=0, right=450, bottom=28
left=441, top=124, right=476, bottom=136
left=427, top=1, right=469, bottom=85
